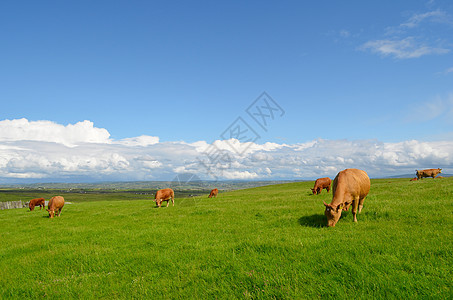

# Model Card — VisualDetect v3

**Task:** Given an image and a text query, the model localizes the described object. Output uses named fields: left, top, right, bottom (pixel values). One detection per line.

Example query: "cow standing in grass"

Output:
left=311, top=177, right=331, bottom=195
left=29, top=198, right=45, bottom=211
left=47, top=196, right=65, bottom=218
left=154, top=188, right=175, bottom=208
left=324, top=168, right=370, bottom=227
left=416, top=168, right=442, bottom=180
left=208, top=188, right=218, bottom=198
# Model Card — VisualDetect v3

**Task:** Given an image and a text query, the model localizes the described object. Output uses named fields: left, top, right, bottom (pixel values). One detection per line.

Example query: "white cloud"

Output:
left=222, top=170, right=259, bottom=180
left=0, top=118, right=452, bottom=182
left=401, top=10, right=452, bottom=28
left=339, top=29, right=351, bottom=38
left=362, top=8, right=452, bottom=59
left=0, top=118, right=110, bottom=147
left=444, top=67, right=453, bottom=74
left=116, top=135, right=159, bottom=147
left=405, top=93, right=453, bottom=122
left=361, top=37, right=449, bottom=59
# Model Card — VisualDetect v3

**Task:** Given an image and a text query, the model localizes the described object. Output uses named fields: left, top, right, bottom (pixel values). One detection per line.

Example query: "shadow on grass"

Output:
left=298, top=214, right=326, bottom=228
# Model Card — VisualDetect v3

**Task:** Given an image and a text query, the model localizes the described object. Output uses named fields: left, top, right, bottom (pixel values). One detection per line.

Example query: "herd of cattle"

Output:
left=27, top=168, right=442, bottom=227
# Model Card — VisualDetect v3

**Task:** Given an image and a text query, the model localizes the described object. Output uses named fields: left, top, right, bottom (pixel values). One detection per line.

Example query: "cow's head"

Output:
left=311, top=188, right=316, bottom=195
left=47, top=209, right=55, bottom=218
left=439, top=168, right=442, bottom=172
left=155, top=199, right=162, bottom=207
left=324, top=202, right=343, bottom=227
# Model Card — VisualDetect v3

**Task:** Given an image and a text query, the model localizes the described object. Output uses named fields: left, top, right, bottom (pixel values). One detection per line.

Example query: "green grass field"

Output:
left=0, top=178, right=451, bottom=299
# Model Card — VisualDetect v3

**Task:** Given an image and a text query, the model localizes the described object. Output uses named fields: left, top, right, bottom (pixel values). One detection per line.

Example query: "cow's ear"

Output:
left=336, top=204, right=343, bottom=212
left=323, top=201, right=329, bottom=207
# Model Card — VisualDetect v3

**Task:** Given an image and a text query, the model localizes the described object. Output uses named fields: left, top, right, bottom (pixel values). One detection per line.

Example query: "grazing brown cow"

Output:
left=436, top=176, right=444, bottom=178
left=311, top=177, right=331, bottom=195
left=208, top=188, right=219, bottom=198
left=29, top=198, right=45, bottom=211
left=47, top=196, right=64, bottom=218
left=416, top=168, right=442, bottom=180
left=154, top=188, right=174, bottom=208
left=323, top=168, right=370, bottom=227
left=410, top=177, right=418, bottom=181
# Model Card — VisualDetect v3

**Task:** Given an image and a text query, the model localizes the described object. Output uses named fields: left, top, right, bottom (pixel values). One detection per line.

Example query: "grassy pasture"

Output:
left=0, top=178, right=451, bottom=299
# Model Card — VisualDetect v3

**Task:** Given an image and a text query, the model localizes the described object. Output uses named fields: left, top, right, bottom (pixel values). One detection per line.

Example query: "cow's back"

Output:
left=316, top=177, right=331, bottom=187
left=48, top=196, right=65, bottom=210
left=332, top=168, right=370, bottom=201
left=155, top=188, right=174, bottom=200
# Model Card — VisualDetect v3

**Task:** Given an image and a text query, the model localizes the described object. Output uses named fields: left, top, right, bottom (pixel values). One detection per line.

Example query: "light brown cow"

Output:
left=323, top=168, right=370, bottom=227
left=154, top=188, right=174, bottom=208
left=208, top=188, right=218, bottom=198
left=410, top=177, right=418, bottom=181
left=311, top=177, right=331, bottom=195
left=47, top=196, right=64, bottom=218
left=29, top=198, right=45, bottom=211
left=416, top=168, right=442, bottom=180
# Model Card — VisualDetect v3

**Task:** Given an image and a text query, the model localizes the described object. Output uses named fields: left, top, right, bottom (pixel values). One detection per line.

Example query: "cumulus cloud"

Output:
left=222, top=170, right=259, bottom=180
left=116, top=135, right=159, bottom=147
left=0, top=118, right=111, bottom=146
left=0, top=118, right=452, bottom=182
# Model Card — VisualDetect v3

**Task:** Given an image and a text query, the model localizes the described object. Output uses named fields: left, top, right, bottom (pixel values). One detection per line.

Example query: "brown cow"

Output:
left=47, top=196, right=64, bottom=218
left=436, top=176, right=444, bottom=178
left=154, top=188, right=174, bottom=208
left=29, top=198, right=45, bottom=211
left=208, top=188, right=219, bottom=198
left=323, top=168, right=370, bottom=227
left=410, top=177, right=418, bottom=181
left=311, top=177, right=331, bottom=195
left=416, top=168, right=442, bottom=180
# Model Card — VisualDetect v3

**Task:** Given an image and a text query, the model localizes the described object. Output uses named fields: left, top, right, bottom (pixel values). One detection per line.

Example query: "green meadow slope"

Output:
left=0, top=178, right=451, bottom=299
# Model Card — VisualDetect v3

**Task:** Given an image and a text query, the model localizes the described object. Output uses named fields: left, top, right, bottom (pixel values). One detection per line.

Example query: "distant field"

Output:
left=0, top=178, right=451, bottom=299
left=0, top=189, right=209, bottom=203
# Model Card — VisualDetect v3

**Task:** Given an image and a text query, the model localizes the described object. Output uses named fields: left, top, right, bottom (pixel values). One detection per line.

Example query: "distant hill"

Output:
left=0, top=175, right=450, bottom=190
left=0, top=180, right=305, bottom=191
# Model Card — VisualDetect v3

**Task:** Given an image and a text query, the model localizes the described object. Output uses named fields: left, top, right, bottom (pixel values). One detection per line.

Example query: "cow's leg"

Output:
left=166, top=199, right=170, bottom=207
left=171, top=196, right=175, bottom=206
left=326, top=186, right=330, bottom=193
left=358, top=197, right=365, bottom=213
left=352, top=197, right=360, bottom=222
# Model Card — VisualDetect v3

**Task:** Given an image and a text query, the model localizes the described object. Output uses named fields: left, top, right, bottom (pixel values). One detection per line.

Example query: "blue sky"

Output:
left=0, top=1, right=452, bottom=182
